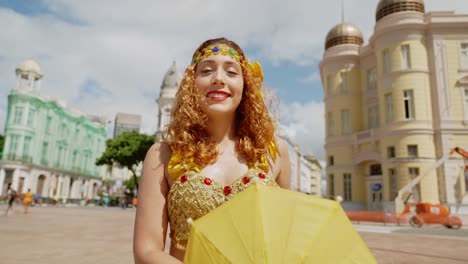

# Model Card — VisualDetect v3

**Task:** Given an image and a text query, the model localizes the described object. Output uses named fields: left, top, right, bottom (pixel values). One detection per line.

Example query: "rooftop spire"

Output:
left=341, top=0, right=345, bottom=23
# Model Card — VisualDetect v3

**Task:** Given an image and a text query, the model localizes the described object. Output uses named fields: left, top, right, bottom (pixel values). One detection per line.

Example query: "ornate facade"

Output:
left=320, top=0, right=468, bottom=212
left=155, top=62, right=182, bottom=142
left=0, top=60, right=107, bottom=201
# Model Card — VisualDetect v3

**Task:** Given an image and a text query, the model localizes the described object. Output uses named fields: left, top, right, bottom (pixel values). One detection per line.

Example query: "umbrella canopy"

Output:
left=184, top=183, right=376, bottom=264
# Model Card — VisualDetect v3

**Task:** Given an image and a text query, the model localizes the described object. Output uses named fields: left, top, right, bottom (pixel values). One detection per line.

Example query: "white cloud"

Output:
left=301, top=71, right=321, bottom=84
left=279, top=100, right=325, bottom=160
left=1, top=0, right=468, bottom=148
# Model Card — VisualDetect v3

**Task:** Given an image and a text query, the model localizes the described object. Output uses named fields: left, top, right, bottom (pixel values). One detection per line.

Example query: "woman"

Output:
left=22, top=188, right=34, bottom=214
left=133, top=37, right=290, bottom=263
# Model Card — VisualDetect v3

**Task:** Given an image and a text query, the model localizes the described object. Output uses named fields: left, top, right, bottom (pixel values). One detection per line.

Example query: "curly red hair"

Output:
left=163, top=37, right=277, bottom=168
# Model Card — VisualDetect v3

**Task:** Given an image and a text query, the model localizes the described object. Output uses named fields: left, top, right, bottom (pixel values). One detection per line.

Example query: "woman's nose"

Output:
left=212, top=69, right=225, bottom=86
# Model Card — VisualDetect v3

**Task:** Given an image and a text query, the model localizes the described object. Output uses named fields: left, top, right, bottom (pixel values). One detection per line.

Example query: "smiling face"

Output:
left=194, top=53, right=244, bottom=116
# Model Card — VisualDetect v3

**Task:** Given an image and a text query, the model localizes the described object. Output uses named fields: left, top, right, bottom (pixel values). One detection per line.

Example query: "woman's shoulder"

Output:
left=275, top=137, right=288, bottom=156
left=272, top=137, right=291, bottom=189
left=144, top=142, right=173, bottom=167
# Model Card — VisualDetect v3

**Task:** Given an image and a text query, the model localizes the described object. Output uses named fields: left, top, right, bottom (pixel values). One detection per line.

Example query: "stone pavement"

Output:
left=1, top=204, right=468, bottom=264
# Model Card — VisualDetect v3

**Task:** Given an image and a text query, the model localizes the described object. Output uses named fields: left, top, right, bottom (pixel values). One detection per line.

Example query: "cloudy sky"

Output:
left=1, top=0, right=468, bottom=162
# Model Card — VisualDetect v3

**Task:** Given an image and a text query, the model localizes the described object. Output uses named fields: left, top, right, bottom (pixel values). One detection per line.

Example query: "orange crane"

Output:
left=450, top=147, right=468, bottom=169
left=393, top=147, right=467, bottom=228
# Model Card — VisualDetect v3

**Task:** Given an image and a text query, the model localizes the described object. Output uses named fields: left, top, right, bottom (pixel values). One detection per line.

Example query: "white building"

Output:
left=279, top=134, right=322, bottom=196
left=155, top=62, right=182, bottom=142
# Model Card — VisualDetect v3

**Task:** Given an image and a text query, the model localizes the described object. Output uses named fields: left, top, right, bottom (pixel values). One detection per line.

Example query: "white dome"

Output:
left=161, top=61, right=181, bottom=91
left=16, top=59, right=43, bottom=80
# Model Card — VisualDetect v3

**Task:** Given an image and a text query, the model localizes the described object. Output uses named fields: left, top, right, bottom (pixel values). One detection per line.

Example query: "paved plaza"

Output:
left=0, top=204, right=467, bottom=264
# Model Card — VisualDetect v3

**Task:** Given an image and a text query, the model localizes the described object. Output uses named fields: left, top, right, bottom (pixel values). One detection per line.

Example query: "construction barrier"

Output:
left=345, top=211, right=411, bottom=225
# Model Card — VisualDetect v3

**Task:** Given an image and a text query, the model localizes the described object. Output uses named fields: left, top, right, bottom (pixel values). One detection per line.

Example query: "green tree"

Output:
left=123, top=176, right=141, bottom=192
left=96, top=131, right=154, bottom=192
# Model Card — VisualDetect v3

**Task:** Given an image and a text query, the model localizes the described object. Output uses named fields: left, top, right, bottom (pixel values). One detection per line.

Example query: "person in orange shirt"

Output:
left=22, top=189, right=34, bottom=214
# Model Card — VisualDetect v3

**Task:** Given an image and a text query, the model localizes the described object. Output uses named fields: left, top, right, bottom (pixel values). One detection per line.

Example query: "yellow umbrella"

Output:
left=184, top=182, right=376, bottom=264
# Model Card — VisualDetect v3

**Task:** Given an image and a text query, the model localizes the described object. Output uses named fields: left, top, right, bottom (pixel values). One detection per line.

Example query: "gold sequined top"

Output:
left=167, top=154, right=279, bottom=250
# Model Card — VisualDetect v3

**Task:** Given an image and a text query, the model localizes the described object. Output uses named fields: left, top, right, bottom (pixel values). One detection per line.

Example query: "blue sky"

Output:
left=1, top=0, right=468, bottom=161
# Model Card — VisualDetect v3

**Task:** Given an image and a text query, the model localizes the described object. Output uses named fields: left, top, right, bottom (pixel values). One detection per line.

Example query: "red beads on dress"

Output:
left=223, top=186, right=232, bottom=196
left=204, top=178, right=212, bottom=185
left=180, top=175, right=187, bottom=183
left=242, top=176, right=250, bottom=184
left=258, top=172, right=266, bottom=179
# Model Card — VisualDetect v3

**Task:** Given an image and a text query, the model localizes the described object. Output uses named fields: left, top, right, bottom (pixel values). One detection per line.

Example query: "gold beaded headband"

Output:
left=192, top=44, right=264, bottom=82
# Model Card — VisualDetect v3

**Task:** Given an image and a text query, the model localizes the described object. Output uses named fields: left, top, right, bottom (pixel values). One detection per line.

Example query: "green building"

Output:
left=0, top=60, right=107, bottom=200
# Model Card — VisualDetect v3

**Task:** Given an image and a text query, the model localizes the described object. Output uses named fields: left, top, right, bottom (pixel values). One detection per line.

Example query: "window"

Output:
left=13, top=106, right=24, bottom=125
left=328, top=156, right=334, bottom=166
left=464, top=88, right=468, bottom=119
left=56, top=146, right=63, bottom=167
left=387, top=146, right=395, bottom=158
left=409, top=167, right=421, bottom=201
left=401, top=45, right=411, bottom=70
left=340, top=72, right=348, bottom=94
left=465, top=170, right=468, bottom=192
left=46, top=116, right=52, bottom=133
left=63, top=147, right=68, bottom=167
left=341, top=110, right=350, bottom=134
left=343, top=173, right=352, bottom=201
left=72, top=151, right=78, bottom=168
left=389, top=168, right=397, bottom=200
left=41, top=142, right=48, bottom=159
left=9, top=134, right=20, bottom=154
left=408, top=145, right=418, bottom=158
left=329, top=174, right=335, bottom=198
left=83, top=153, right=90, bottom=171
left=385, top=93, right=393, bottom=123
left=27, top=109, right=35, bottom=127
left=461, top=43, right=468, bottom=69
left=403, top=90, right=415, bottom=119
left=367, top=67, right=377, bottom=90
left=60, top=123, right=67, bottom=137
left=23, top=136, right=31, bottom=156
left=327, top=112, right=334, bottom=136
left=382, top=49, right=391, bottom=74
left=327, top=75, right=333, bottom=96
left=368, top=105, right=379, bottom=129
left=370, top=164, right=382, bottom=176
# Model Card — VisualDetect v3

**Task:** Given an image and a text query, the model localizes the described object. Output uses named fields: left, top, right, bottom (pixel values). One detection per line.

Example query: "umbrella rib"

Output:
left=299, top=203, right=339, bottom=262
left=189, top=226, right=232, bottom=264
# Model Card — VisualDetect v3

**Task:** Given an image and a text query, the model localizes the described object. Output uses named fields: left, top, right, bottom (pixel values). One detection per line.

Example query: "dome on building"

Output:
left=161, top=61, right=182, bottom=90
left=325, top=23, right=364, bottom=50
left=376, top=0, right=425, bottom=22
left=16, top=59, right=43, bottom=80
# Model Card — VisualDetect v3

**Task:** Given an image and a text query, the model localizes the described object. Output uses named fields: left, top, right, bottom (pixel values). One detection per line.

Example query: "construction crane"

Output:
left=450, top=147, right=468, bottom=168
left=394, top=147, right=468, bottom=214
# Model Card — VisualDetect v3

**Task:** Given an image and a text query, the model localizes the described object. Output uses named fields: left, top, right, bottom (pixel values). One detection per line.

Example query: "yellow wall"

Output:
left=445, top=40, right=468, bottom=121
left=380, top=134, right=436, bottom=159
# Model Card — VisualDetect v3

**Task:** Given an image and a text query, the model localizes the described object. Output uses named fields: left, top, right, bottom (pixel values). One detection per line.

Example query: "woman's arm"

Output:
left=133, top=143, right=182, bottom=264
left=275, top=138, right=291, bottom=189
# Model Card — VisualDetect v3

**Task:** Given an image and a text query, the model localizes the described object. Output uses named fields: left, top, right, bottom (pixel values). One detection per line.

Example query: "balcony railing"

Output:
left=3, top=154, right=33, bottom=163
left=21, top=155, right=33, bottom=163
left=356, top=130, right=372, bottom=140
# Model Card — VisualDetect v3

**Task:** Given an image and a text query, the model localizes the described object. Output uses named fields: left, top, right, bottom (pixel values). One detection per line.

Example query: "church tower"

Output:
left=155, top=61, right=182, bottom=141
left=15, top=59, right=43, bottom=94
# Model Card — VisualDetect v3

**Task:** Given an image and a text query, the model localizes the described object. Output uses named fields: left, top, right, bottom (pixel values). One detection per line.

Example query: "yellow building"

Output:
left=320, top=0, right=468, bottom=212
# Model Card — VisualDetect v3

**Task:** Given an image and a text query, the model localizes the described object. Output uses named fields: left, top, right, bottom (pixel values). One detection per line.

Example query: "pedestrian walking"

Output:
left=22, top=189, right=34, bottom=214
left=4, top=183, right=17, bottom=216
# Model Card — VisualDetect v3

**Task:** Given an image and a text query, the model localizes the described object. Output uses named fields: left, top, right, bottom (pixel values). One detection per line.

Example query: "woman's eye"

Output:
left=201, top=69, right=213, bottom=74
left=227, top=71, right=238, bottom=75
